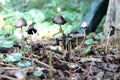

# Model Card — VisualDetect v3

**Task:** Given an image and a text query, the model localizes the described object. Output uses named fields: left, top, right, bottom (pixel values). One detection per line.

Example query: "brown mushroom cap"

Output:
left=26, top=22, right=37, bottom=35
left=53, top=15, right=66, bottom=25
left=15, top=18, right=27, bottom=28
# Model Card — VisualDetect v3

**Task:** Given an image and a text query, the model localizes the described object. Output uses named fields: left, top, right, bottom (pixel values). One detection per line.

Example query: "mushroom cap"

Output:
left=15, top=18, right=27, bottom=28
left=110, top=25, right=115, bottom=36
left=26, top=22, right=37, bottom=35
left=80, top=21, right=88, bottom=29
left=53, top=15, right=66, bottom=25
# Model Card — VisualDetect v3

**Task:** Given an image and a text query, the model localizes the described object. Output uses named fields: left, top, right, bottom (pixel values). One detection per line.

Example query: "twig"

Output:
left=0, top=61, right=16, bottom=67
left=0, top=67, right=20, bottom=70
left=35, top=59, right=57, bottom=72
left=95, top=65, right=115, bottom=72
left=23, top=57, right=57, bottom=73
left=27, top=33, right=84, bottom=46
left=0, top=75, right=19, bottom=80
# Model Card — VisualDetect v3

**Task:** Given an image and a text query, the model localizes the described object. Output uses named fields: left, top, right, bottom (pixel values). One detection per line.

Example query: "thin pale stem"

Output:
left=21, top=27, right=25, bottom=54
left=105, top=31, right=110, bottom=53
left=79, top=29, right=86, bottom=52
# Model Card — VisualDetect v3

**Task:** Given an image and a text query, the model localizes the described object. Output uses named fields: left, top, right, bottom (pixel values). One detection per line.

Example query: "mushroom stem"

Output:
left=78, top=28, right=86, bottom=53
left=59, top=25, right=65, bottom=36
left=21, top=27, right=24, bottom=40
left=105, top=29, right=110, bottom=53
left=20, top=27, right=25, bottom=53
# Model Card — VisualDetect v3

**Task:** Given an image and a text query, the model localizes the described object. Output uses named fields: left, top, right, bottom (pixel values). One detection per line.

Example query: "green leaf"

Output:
left=86, top=35, right=92, bottom=39
left=25, top=9, right=45, bottom=22
left=95, top=32, right=105, bottom=41
left=24, top=45, right=31, bottom=53
left=0, top=53, right=3, bottom=58
left=21, top=69, right=28, bottom=76
left=0, top=40, right=14, bottom=48
left=3, top=52, right=22, bottom=62
left=17, top=60, right=31, bottom=67
left=6, top=34, right=18, bottom=41
left=0, top=36, right=6, bottom=40
left=83, top=45, right=92, bottom=54
left=33, top=70, right=43, bottom=77
left=84, top=39, right=93, bottom=45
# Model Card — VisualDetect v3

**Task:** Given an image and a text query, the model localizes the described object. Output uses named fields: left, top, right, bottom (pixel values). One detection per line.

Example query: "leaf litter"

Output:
left=0, top=32, right=120, bottom=80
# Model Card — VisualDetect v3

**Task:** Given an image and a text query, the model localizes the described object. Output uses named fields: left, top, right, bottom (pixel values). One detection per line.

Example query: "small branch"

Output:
left=0, top=67, right=20, bottom=70
left=34, top=59, right=57, bottom=72
left=27, top=33, right=84, bottom=46
left=23, top=57, right=57, bottom=73
left=0, top=61, right=17, bottom=67
left=0, top=75, right=19, bottom=80
left=95, top=65, right=115, bottom=72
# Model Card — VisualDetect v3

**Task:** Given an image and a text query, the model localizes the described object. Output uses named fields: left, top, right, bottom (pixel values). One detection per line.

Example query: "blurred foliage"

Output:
left=0, top=0, right=93, bottom=41
left=83, top=32, right=105, bottom=54
left=3, top=52, right=22, bottom=62
left=33, top=70, right=43, bottom=77
left=17, top=60, right=31, bottom=67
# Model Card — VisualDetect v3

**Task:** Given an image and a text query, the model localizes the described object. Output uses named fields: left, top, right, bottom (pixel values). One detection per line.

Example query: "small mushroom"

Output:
left=80, top=21, right=88, bottom=29
left=52, top=15, right=66, bottom=36
left=53, top=15, right=66, bottom=25
left=80, top=21, right=88, bottom=35
left=26, top=22, right=37, bottom=35
left=15, top=18, right=28, bottom=40
left=15, top=18, right=27, bottom=28
left=15, top=18, right=27, bottom=52
left=79, top=22, right=88, bottom=50
left=110, top=25, right=115, bottom=36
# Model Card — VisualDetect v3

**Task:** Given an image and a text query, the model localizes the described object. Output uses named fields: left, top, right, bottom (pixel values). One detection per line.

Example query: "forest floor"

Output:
left=0, top=32, right=120, bottom=80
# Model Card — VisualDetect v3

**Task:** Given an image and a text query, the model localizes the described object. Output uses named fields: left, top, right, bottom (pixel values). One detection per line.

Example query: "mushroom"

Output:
left=80, top=22, right=88, bottom=29
left=110, top=25, right=115, bottom=36
left=15, top=18, right=27, bottom=39
left=26, top=22, right=37, bottom=35
left=53, top=15, right=66, bottom=36
left=79, top=22, right=88, bottom=50
left=80, top=21, right=88, bottom=36
left=15, top=18, right=27, bottom=53
left=15, top=18, right=27, bottom=28
left=26, top=23, right=37, bottom=58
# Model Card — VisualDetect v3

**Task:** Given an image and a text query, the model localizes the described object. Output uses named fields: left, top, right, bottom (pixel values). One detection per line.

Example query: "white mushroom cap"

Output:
left=80, top=21, right=88, bottom=28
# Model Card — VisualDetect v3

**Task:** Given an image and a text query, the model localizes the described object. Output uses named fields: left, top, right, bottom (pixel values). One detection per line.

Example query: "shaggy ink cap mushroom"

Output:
left=15, top=18, right=27, bottom=28
left=26, top=22, right=37, bottom=35
left=53, top=15, right=66, bottom=25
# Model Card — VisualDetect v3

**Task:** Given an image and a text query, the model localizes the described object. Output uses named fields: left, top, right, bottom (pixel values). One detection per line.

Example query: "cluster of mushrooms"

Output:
left=15, top=14, right=67, bottom=39
left=15, top=18, right=37, bottom=36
